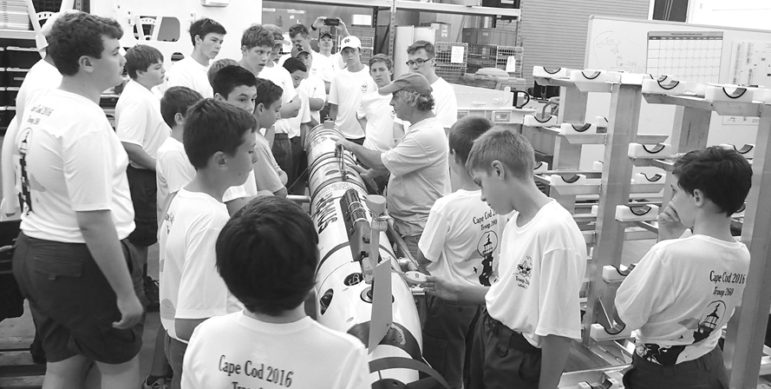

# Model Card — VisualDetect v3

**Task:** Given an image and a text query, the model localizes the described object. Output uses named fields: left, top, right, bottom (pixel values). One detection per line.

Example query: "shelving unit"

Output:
left=532, top=66, right=771, bottom=387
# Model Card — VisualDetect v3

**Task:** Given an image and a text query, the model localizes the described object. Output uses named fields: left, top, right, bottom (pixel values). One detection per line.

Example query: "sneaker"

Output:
left=142, top=375, right=170, bottom=389
left=143, top=276, right=160, bottom=312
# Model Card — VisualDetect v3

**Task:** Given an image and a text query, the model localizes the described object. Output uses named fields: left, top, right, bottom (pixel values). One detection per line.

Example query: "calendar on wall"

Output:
left=646, top=31, right=723, bottom=83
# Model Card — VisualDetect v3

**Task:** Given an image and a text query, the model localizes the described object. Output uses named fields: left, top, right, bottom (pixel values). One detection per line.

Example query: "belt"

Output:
left=274, top=133, right=289, bottom=139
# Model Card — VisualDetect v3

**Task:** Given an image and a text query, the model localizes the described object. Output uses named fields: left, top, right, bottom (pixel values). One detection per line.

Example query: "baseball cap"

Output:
left=340, top=36, right=361, bottom=51
left=319, top=31, right=333, bottom=39
left=263, top=24, right=290, bottom=45
left=379, top=72, right=433, bottom=95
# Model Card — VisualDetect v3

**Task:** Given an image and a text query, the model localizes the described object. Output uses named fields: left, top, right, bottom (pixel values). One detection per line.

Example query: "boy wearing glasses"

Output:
left=407, top=40, right=458, bottom=131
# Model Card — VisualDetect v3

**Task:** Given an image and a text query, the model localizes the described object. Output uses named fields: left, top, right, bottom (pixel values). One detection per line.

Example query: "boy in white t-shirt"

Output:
left=11, top=12, right=143, bottom=388
left=212, top=65, right=288, bottom=214
left=144, top=86, right=202, bottom=389
left=296, top=50, right=326, bottom=126
left=614, top=147, right=752, bottom=389
left=282, top=57, right=312, bottom=194
left=182, top=196, right=371, bottom=389
left=165, top=18, right=226, bottom=98
left=407, top=41, right=458, bottom=132
left=116, top=44, right=168, bottom=313
left=156, top=86, right=203, bottom=223
left=427, top=129, right=586, bottom=389
left=159, top=99, right=257, bottom=389
left=418, top=116, right=505, bottom=389
left=328, top=36, right=376, bottom=143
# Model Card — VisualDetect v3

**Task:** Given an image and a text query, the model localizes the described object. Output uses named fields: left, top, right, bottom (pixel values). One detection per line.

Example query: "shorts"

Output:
left=164, top=332, right=187, bottom=389
left=288, top=136, right=307, bottom=195
left=127, top=165, right=158, bottom=246
left=422, top=295, right=482, bottom=389
left=468, top=309, right=542, bottom=389
left=12, top=233, right=144, bottom=364
left=623, top=346, right=728, bottom=389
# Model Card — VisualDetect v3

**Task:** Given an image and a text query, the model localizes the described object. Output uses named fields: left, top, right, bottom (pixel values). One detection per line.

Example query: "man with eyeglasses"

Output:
left=166, top=18, right=226, bottom=98
left=407, top=40, right=458, bottom=132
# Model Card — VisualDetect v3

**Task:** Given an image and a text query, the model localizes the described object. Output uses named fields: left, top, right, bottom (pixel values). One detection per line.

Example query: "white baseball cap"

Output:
left=340, top=36, right=361, bottom=51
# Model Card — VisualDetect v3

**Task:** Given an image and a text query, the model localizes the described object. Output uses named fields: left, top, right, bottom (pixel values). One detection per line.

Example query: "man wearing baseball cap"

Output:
left=337, top=72, right=450, bottom=257
left=328, top=35, right=376, bottom=144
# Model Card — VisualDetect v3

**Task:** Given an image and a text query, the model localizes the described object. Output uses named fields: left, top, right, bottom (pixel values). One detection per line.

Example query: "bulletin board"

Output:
left=575, top=16, right=771, bottom=168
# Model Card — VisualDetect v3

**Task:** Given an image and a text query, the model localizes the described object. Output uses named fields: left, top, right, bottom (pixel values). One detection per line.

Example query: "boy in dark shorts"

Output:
left=615, top=146, right=753, bottom=389
left=427, top=129, right=586, bottom=389
left=11, top=11, right=144, bottom=388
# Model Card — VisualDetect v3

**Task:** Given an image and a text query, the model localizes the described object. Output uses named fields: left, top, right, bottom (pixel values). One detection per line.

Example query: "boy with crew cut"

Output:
left=116, top=44, right=168, bottom=313
left=182, top=197, right=371, bottom=389
left=11, top=12, right=144, bottom=388
left=212, top=65, right=287, bottom=207
left=615, top=146, right=752, bottom=389
left=207, top=58, right=239, bottom=87
left=159, top=99, right=257, bottom=389
left=418, top=117, right=506, bottom=389
left=427, top=129, right=586, bottom=389
left=166, top=18, right=227, bottom=98
left=156, top=86, right=203, bottom=222
left=145, top=85, right=202, bottom=389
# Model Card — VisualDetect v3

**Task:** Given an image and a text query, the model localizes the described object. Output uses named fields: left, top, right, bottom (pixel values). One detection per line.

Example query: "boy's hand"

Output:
left=424, top=275, right=460, bottom=302
left=113, top=292, right=144, bottom=329
left=658, top=204, right=687, bottom=241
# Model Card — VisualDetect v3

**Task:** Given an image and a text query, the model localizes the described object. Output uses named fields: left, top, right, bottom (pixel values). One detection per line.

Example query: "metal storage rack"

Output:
left=433, top=41, right=467, bottom=84
left=466, top=44, right=523, bottom=77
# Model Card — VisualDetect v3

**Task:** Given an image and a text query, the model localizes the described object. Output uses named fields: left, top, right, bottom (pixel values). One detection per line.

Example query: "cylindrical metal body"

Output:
left=307, top=124, right=422, bottom=384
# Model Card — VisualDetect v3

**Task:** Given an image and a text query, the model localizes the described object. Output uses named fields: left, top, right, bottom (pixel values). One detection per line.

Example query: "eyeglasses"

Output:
left=406, top=58, right=432, bottom=66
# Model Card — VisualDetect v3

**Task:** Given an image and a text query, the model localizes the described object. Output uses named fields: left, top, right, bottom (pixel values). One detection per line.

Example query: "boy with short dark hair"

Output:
left=206, top=58, right=239, bottom=87
left=145, top=85, right=202, bottom=389
left=212, top=65, right=287, bottom=207
left=426, top=129, right=586, bottom=389
left=418, top=117, right=505, bottom=389
left=156, top=86, right=203, bottom=221
left=166, top=17, right=227, bottom=97
left=182, top=197, right=371, bottom=389
left=159, top=99, right=257, bottom=389
left=116, top=44, right=168, bottom=312
left=282, top=57, right=311, bottom=194
left=615, top=146, right=752, bottom=389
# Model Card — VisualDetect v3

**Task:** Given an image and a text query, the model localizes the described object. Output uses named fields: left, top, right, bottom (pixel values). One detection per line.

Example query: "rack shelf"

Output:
left=643, top=93, right=763, bottom=117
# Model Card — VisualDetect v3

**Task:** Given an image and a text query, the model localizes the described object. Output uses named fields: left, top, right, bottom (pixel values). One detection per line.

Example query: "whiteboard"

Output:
left=576, top=16, right=771, bottom=168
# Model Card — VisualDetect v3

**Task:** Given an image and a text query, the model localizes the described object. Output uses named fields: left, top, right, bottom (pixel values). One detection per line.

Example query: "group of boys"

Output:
left=1, top=9, right=757, bottom=389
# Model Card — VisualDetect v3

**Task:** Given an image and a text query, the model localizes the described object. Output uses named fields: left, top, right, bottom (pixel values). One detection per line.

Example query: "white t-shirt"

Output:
left=15, top=89, right=134, bottom=242
left=253, top=134, right=285, bottom=193
left=299, top=75, right=326, bottom=124
left=260, top=65, right=298, bottom=135
left=418, top=189, right=506, bottom=287
left=3, top=59, right=61, bottom=212
left=357, top=91, right=396, bottom=152
left=155, top=137, right=194, bottom=222
left=222, top=172, right=258, bottom=203
left=615, top=235, right=750, bottom=365
left=115, top=80, right=170, bottom=168
left=314, top=52, right=342, bottom=83
left=486, top=200, right=587, bottom=347
left=159, top=189, right=241, bottom=342
left=275, top=87, right=311, bottom=138
left=328, top=66, right=375, bottom=140
left=431, top=77, right=458, bottom=130
left=182, top=312, right=371, bottom=389
left=381, top=117, right=450, bottom=237
left=16, top=59, right=61, bottom=116
left=166, top=56, right=213, bottom=98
